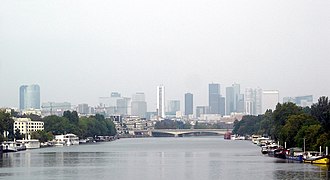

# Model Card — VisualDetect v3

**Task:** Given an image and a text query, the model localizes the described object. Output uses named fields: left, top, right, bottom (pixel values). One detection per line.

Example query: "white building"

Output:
left=13, top=118, right=44, bottom=137
left=157, top=85, right=165, bottom=118
left=262, top=90, right=279, bottom=113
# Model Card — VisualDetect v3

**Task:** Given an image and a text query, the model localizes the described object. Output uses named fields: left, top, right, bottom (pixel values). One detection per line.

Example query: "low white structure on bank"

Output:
left=54, top=133, right=79, bottom=146
left=16, top=139, right=40, bottom=149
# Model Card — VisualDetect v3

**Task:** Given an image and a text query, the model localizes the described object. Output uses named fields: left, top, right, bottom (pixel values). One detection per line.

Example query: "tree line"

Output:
left=0, top=110, right=117, bottom=143
left=232, top=96, right=330, bottom=151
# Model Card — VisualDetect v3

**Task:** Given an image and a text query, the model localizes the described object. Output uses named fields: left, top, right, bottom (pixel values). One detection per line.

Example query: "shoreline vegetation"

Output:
left=232, top=96, right=330, bottom=151
left=0, top=111, right=116, bottom=144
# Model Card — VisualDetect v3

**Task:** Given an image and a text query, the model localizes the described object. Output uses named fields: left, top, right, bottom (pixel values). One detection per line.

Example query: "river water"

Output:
left=0, top=137, right=329, bottom=180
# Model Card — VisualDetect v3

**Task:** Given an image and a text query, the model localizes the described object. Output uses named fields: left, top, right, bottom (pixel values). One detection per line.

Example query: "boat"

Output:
left=251, top=135, right=261, bottom=144
left=267, top=144, right=279, bottom=157
left=1, top=141, right=26, bottom=152
left=261, top=145, right=268, bottom=154
left=224, top=131, right=232, bottom=140
left=286, top=147, right=303, bottom=162
left=54, top=133, right=79, bottom=146
left=16, top=139, right=40, bottom=149
left=304, top=151, right=330, bottom=165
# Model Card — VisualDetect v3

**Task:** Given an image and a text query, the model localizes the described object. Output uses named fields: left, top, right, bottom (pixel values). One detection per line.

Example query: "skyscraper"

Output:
left=226, top=83, right=243, bottom=115
left=255, top=88, right=262, bottom=114
left=131, top=92, right=147, bottom=118
left=226, top=87, right=234, bottom=115
left=167, top=100, right=180, bottom=115
left=209, top=83, right=220, bottom=114
left=245, top=88, right=255, bottom=115
left=157, top=85, right=165, bottom=118
left=19, top=84, right=40, bottom=110
left=244, top=87, right=263, bottom=115
left=262, top=90, right=279, bottom=113
left=184, top=93, right=193, bottom=116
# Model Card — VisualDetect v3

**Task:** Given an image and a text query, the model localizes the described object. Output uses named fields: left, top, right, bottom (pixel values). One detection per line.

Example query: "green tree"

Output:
left=0, top=110, right=14, bottom=141
left=311, top=96, right=330, bottom=132
left=14, top=128, right=23, bottom=140
left=31, top=130, right=54, bottom=142
left=281, top=114, right=319, bottom=148
left=272, top=102, right=303, bottom=140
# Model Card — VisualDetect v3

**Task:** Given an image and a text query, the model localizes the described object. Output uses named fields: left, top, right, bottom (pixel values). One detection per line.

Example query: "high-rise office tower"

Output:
left=78, top=104, right=89, bottom=115
left=244, top=87, right=263, bottom=115
left=184, top=93, right=193, bottom=116
left=131, top=92, right=147, bottom=118
left=167, top=100, right=180, bottom=115
left=226, top=83, right=243, bottom=115
left=262, top=90, right=279, bottom=113
left=226, top=87, right=234, bottom=115
left=117, top=97, right=131, bottom=115
left=157, top=85, right=165, bottom=118
left=209, top=83, right=221, bottom=114
left=255, top=88, right=262, bottom=114
left=219, top=96, right=225, bottom=115
left=19, top=84, right=40, bottom=110
left=245, top=88, right=255, bottom=115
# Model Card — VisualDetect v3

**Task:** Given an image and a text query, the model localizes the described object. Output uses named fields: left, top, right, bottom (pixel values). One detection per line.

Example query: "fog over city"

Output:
left=0, top=0, right=329, bottom=110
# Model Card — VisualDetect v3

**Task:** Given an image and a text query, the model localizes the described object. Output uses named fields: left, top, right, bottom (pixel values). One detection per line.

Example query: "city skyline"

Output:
left=1, top=0, right=329, bottom=110
left=10, top=83, right=317, bottom=118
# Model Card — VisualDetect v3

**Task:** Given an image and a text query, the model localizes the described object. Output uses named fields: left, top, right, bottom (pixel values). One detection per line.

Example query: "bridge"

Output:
left=151, top=129, right=231, bottom=137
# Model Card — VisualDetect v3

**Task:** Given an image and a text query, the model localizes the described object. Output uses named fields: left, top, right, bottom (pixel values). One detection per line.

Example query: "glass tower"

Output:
left=19, top=84, right=40, bottom=110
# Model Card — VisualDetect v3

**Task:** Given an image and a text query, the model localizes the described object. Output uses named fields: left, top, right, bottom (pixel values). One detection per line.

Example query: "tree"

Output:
left=272, top=102, right=303, bottom=140
left=281, top=114, right=319, bottom=148
left=63, top=110, right=79, bottom=124
left=14, top=128, right=23, bottom=140
left=0, top=110, right=14, bottom=141
left=311, top=96, right=330, bottom=132
left=31, top=130, right=54, bottom=142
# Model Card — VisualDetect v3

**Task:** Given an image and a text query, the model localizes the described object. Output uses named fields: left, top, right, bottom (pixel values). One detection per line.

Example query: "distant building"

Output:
left=209, top=83, right=221, bottom=114
left=262, top=90, right=279, bottom=113
left=41, top=102, right=71, bottom=116
left=184, top=93, right=193, bottom=116
left=98, top=92, right=132, bottom=116
left=13, top=118, right=44, bottom=138
left=167, top=100, right=180, bottom=115
left=117, top=97, right=131, bottom=115
left=78, top=104, right=89, bottom=115
left=131, top=93, right=147, bottom=118
left=255, top=88, right=263, bottom=114
left=156, top=85, right=165, bottom=118
left=19, top=84, right=40, bottom=110
left=245, top=88, right=255, bottom=115
left=196, top=106, right=209, bottom=118
left=283, top=95, right=313, bottom=107
left=226, top=86, right=234, bottom=115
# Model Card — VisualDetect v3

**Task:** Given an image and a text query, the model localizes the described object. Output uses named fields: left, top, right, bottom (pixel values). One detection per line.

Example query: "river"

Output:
left=0, top=137, right=329, bottom=180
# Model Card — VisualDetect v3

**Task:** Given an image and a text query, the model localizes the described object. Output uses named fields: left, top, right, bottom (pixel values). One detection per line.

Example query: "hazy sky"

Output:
left=1, top=0, right=329, bottom=111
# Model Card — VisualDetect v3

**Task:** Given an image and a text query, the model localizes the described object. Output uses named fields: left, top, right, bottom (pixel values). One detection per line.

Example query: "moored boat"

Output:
left=224, top=131, right=232, bottom=140
left=16, top=139, right=40, bottom=149
left=304, top=151, right=330, bottom=165
left=1, top=141, right=26, bottom=152
left=286, top=147, right=303, bottom=162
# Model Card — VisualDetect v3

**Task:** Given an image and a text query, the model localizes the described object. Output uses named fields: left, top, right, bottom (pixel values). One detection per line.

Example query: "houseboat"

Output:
left=1, top=141, right=26, bottom=152
left=304, top=151, right=330, bottom=165
left=286, top=147, right=304, bottom=162
left=16, top=139, right=41, bottom=149
left=55, top=133, right=79, bottom=146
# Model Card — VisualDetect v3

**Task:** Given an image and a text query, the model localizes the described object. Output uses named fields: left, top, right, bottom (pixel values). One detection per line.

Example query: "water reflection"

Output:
left=0, top=138, right=329, bottom=180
